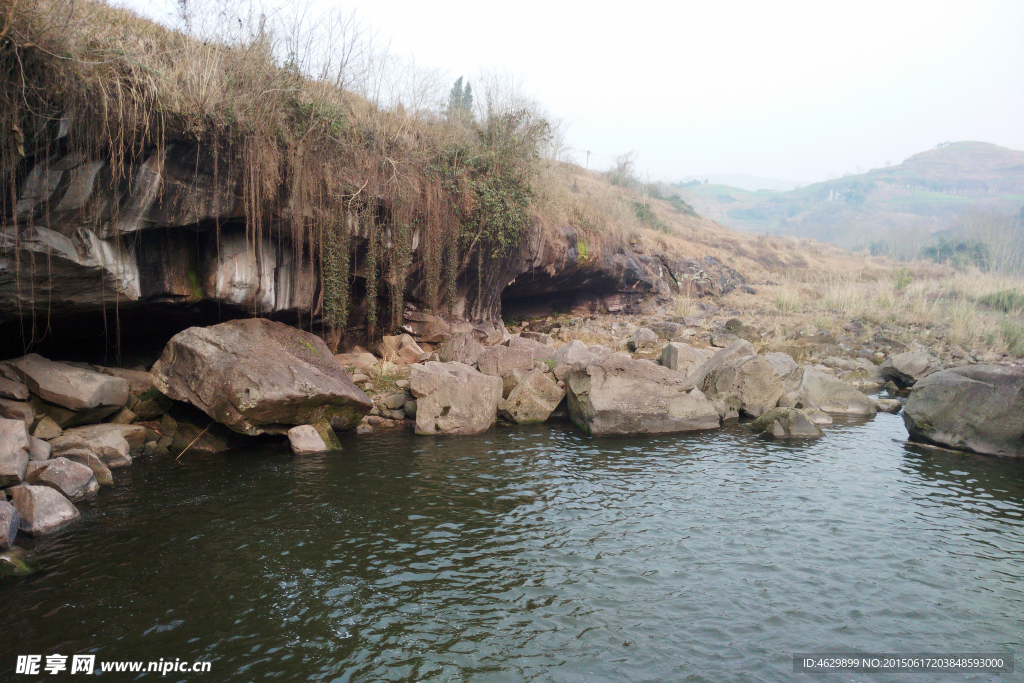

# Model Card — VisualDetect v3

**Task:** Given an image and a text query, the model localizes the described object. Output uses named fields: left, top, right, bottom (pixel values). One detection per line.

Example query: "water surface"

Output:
left=3, top=413, right=1023, bottom=682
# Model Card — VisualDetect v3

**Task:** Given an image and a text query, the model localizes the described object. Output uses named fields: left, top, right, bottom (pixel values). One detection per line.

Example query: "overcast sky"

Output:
left=126, top=0, right=1024, bottom=184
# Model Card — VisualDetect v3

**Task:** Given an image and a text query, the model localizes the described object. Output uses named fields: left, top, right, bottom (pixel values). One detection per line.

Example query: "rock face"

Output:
left=660, top=342, right=710, bottom=377
left=151, top=318, right=372, bottom=435
left=795, top=368, right=876, bottom=416
left=498, top=369, right=565, bottom=423
left=702, top=355, right=783, bottom=418
left=0, top=418, right=30, bottom=487
left=50, top=424, right=147, bottom=468
left=409, top=362, right=502, bottom=435
left=903, top=365, right=1024, bottom=457
left=880, top=347, right=942, bottom=387
left=566, top=355, right=720, bottom=435
left=28, top=457, right=99, bottom=501
left=8, top=354, right=129, bottom=412
left=10, top=484, right=80, bottom=535
left=0, top=500, right=19, bottom=548
left=749, top=408, right=823, bottom=439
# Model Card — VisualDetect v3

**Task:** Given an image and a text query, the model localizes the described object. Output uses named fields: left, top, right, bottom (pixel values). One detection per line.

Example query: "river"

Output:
left=2, top=412, right=1023, bottom=681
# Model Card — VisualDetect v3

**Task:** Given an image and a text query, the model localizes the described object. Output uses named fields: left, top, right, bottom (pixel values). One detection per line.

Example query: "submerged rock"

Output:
left=903, top=365, right=1024, bottom=457
left=749, top=408, right=823, bottom=439
left=10, top=484, right=79, bottom=535
left=151, top=318, right=372, bottom=435
left=566, top=355, right=719, bottom=435
left=409, top=362, right=502, bottom=435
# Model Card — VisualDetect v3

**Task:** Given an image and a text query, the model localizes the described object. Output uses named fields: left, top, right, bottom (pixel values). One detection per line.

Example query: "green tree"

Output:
left=447, top=76, right=473, bottom=120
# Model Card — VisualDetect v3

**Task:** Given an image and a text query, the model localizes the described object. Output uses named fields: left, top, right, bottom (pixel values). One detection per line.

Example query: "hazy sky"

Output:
left=127, top=0, right=1024, bottom=184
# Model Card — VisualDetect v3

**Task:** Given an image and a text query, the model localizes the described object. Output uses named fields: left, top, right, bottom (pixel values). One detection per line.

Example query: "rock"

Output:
left=0, top=547, right=33, bottom=577
left=50, top=423, right=147, bottom=468
left=498, top=369, right=566, bottom=423
left=660, top=342, right=710, bottom=377
left=403, top=400, right=417, bottom=419
left=10, top=484, right=79, bottom=535
left=151, top=318, right=372, bottom=435
left=883, top=380, right=900, bottom=395
left=0, top=418, right=30, bottom=487
left=351, top=374, right=370, bottom=384
left=551, top=340, right=612, bottom=368
left=804, top=408, right=833, bottom=425
left=383, top=393, right=408, bottom=410
left=873, top=398, right=903, bottom=414
left=0, top=377, right=29, bottom=401
left=627, top=327, right=659, bottom=351
left=749, top=408, right=823, bottom=439
left=650, top=321, right=685, bottom=339
left=27, top=457, right=98, bottom=501
left=702, top=355, right=784, bottom=418
left=903, top=365, right=1024, bottom=457
left=8, top=354, right=129, bottom=412
left=28, top=436, right=50, bottom=461
left=520, top=331, right=555, bottom=346
left=168, top=408, right=239, bottom=455
left=132, top=391, right=172, bottom=420
left=711, top=331, right=740, bottom=348
left=795, top=368, right=876, bottom=416
left=724, top=318, right=760, bottom=342
left=59, top=449, right=114, bottom=486
left=0, top=398, right=34, bottom=427
left=91, top=366, right=156, bottom=397
left=409, top=362, right=502, bottom=435
left=31, top=416, right=62, bottom=440
left=508, top=335, right=555, bottom=360
left=764, top=352, right=802, bottom=392
left=395, top=379, right=410, bottom=389
left=377, top=334, right=424, bottom=365
left=109, top=407, right=137, bottom=425
left=477, top=345, right=534, bottom=378
left=400, top=310, right=452, bottom=343
left=880, top=347, right=942, bottom=387
left=437, top=333, right=485, bottom=365
left=566, top=355, right=719, bottom=435
left=0, top=500, right=19, bottom=548
left=687, top=339, right=757, bottom=388
left=287, top=425, right=330, bottom=455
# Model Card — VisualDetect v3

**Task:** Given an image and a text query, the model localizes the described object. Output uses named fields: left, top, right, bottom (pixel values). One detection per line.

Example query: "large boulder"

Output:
left=26, top=457, right=99, bottom=501
left=7, top=354, right=128, bottom=415
left=409, top=362, right=502, bottom=435
left=687, top=339, right=757, bottom=388
left=477, top=346, right=534, bottom=378
left=660, top=342, right=710, bottom=377
left=764, top=352, right=802, bottom=392
left=498, top=369, right=566, bottom=424
left=0, top=377, right=29, bottom=401
left=0, top=500, right=19, bottom=548
left=377, top=334, right=424, bottom=365
left=702, top=355, right=783, bottom=418
left=0, top=417, right=30, bottom=487
left=627, top=327, right=659, bottom=351
left=10, top=484, right=79, bottom=535
left=903, top=365, right=1024, bottom=457
left=795, top=368, right=876, bottom=416
left=287, top=425, right=330, bottom=455
left=566, top=355, right=720, bottom=435
left=60, top=449, right=114, bottom=486
left=437, top=333, right=485, bottom=365
left=551, top=341, right=613, bottom=381
left=151, top=318, right=372, bottom=435
left=880, top=346, right=942, bottom=387
left=49, top=423, right=147, bottom=469
left=749, top=408, right=823, bottom=439
left=508, top=336, right=555, bottom=360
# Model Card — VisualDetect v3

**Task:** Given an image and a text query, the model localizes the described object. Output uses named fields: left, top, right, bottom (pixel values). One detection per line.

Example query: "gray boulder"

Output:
left=508, top=336, right=555, bottom=360
left=749, top=408, right=823, bottom=439
left=28, top=436, right=50, bottom=461
left=520, top=331, right=555, bottom=346
left=437, top=332, right=485, bottom=365
left=650, top=321, right=685, bottom=339
left=8, top=354, right=128, bottom=413
left=0, top=417, right=30, bottom=487
left=688, top=339, right=757, bottom=388
left=0, top=500, right=18, bottom=548
left=566, top=355, right=720, bottom=435
left=0, top=377, right=29, bottom=401
left=903, top=365, right=1024, bottom=457
left=151, top=318, right=372, bottom=435
left=764, top=352, right=802, bottom=392
left=287, top=425, right=330, bottom=455
left=409, top=362, right=503, bottom=435
left=0, top=398, right=35, bottom=427
left=50, top=423, right=147, bottom=469
left=880, top=346, right=942, bottom=387
left=498, top=369, right=565, bottom=424
left=10, top=484, right=79, bottom=535
left=31, top=416, right=62, bottom=440
left=627, top=328, right=659, bottom=351
left=660, top=342, right=711, bottom=377
left=60, top=449, right=114, bottom=486
left=795, top=368, right=876, bottom=416
left=27, top=457, right=98, bottom=501
left=551, top=341, right=613, bottom=381
left=477, top=345, right=534, bottom=378
left=702, top=355, right=783, bottom=418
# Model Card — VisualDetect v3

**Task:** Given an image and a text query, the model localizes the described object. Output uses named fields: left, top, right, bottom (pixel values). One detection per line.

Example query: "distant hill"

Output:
left=675, top=173, right=807, bottom=192
left=680, top=142, right=1024, bottom=247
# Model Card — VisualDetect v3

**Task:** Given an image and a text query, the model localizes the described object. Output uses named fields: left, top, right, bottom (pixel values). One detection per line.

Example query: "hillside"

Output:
left=680, top=142, right=1024, bottom=246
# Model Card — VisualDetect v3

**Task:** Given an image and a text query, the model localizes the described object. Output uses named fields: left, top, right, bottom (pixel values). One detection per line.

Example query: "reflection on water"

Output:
left=2, top=414, right=1023, bottom=682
